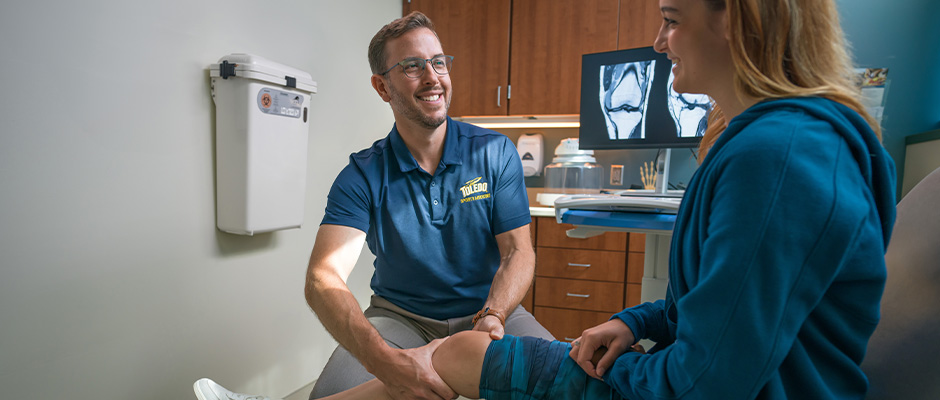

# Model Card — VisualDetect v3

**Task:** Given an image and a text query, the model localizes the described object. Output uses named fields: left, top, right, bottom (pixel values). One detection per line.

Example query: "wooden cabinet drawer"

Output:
left=536, top=247, right=625, bottom=282
left=536, top=217, right=626, bottom=251
left=534, top=307, right=612, bottom=342
left=628, top=232, right=646, bottom=253
left=627, top=252, right=644, bottom=284
left=534, top=277, right=624, bottom=312
left=626, top=283, right=642, bottom=308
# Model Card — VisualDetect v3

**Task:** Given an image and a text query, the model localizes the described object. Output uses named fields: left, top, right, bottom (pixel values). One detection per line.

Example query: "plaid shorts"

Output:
left=478, top=335, right=624, bottom=400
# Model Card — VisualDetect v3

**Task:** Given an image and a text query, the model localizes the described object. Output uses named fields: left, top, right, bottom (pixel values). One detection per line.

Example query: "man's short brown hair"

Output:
left=368, top=11, right=439, bottom=75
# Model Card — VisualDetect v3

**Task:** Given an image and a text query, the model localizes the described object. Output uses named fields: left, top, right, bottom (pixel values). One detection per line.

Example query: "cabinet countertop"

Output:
left=529, top=207, right=555, bottom=218
left=530, top=206, right=555, bottom=218
left=527, top=187, right=603, bottom=219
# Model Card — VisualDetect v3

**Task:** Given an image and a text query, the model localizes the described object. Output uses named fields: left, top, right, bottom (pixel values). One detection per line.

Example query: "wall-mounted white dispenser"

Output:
left=209, top=54, right=317, bottom=235
left=517, top=132, right=543, bottom=177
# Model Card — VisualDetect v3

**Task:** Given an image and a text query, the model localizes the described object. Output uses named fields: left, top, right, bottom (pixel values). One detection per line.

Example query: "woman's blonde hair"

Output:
left=698, top=0, right=878, bottom=160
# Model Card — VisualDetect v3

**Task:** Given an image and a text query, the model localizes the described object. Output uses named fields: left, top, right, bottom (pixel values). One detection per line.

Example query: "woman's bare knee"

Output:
left=431, top=331, right=493, bottom=398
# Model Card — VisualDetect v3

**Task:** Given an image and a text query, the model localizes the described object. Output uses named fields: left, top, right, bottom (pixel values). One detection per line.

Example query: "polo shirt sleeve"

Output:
left=490, top=136, right=531, bottom=235
left=320, top=160, right=371, bottom=233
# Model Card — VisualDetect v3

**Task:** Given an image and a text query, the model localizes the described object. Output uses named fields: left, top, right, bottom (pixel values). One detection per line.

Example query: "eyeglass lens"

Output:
left=400, top=56, right=452, bottom=78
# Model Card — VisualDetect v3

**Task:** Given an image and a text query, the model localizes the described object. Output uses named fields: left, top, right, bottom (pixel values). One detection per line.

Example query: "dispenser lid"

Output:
left=209, top=53, right=317, bottom=94
left=552, top=138, right=596, bottom=163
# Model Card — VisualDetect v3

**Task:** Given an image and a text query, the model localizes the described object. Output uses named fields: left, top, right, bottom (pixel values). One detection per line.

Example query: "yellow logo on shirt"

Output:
left=459, top=177, right=490, bottom=203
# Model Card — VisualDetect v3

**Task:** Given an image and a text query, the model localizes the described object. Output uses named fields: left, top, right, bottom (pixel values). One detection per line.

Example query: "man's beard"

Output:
left=388, top=84, right=449, bottom=130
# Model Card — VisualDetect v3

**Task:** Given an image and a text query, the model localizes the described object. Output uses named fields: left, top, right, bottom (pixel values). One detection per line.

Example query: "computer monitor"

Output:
left=578, top=46, right=711, bottom=150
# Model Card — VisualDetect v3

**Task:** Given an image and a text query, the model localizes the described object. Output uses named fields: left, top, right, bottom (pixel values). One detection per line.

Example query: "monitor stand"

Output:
left=606, top=148, right=683, bottom=198
left=654, top=148, right=671, bottom=195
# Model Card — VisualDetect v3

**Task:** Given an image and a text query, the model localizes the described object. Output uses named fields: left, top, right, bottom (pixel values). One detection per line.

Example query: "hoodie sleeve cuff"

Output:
left=611, top=309, right=645, bottom=345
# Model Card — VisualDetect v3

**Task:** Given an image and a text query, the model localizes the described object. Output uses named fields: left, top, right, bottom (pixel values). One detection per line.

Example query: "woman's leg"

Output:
left=430, top=331, right=493, bottom=398
left=320, top=330, right=494, bottom=400
left=318, top=379, right=389, bottom=400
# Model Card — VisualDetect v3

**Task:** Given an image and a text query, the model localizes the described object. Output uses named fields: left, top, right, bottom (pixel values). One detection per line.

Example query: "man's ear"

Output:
left=371, top=74, right=392, bottom=103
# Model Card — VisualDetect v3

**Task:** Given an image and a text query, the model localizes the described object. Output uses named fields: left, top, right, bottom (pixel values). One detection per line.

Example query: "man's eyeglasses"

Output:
left=381, top=55, right=454, bottom=79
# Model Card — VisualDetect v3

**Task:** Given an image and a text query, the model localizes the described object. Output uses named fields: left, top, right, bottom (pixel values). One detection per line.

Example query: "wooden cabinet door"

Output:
left=509, top=0, right=620, bottom=115
left=405, top=0, right=512, bottom=116
left=618, top=0, right=663, bottom=50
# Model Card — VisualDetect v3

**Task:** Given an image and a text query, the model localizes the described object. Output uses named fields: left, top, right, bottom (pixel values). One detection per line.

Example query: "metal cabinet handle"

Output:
left=568, top=263, right=591, bottom=268
left=566, top=293, right=591, bottom=298
left=497, top=86, right=501, bottom=108
left=564, top=337, right=578, bottom=342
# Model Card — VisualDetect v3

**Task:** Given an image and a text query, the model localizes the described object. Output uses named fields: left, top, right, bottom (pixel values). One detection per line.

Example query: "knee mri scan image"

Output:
left=600, top=60, right=655, bottom=140
left=599, top=61, right=712, bottom=141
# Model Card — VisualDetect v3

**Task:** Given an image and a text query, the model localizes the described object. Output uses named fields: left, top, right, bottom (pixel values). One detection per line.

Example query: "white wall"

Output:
left=0, top=1, right=399, bottom=399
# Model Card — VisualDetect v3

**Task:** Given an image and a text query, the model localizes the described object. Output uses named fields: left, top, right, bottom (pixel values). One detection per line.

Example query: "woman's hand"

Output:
left=568, top=319, right=637, bottom=379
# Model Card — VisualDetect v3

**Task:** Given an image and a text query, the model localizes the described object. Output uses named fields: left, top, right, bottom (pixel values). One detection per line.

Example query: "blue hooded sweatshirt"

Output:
left=605, top=97, right=897, bottom=399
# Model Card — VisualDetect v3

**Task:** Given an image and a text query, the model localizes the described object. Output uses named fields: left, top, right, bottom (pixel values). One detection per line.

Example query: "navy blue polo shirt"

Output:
left=321, top=117, right=531, bottom=319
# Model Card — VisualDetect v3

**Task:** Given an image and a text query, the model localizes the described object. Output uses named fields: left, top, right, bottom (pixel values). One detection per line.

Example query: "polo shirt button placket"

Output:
left=429, top=178, right=442, bottom=221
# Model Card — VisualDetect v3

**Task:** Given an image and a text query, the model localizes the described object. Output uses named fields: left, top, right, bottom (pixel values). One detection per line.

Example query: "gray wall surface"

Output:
left=0, top=1, right=398, bottom=398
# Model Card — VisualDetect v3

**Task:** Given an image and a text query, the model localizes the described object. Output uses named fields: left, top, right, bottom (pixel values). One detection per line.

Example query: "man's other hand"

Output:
left=373, top=339, right=457, bottom=400
left=471, top=315, right=504, bottom=340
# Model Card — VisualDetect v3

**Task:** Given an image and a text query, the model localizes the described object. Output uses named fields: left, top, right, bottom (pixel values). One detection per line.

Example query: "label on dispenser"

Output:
left=257, top=87, right=303, bottom=119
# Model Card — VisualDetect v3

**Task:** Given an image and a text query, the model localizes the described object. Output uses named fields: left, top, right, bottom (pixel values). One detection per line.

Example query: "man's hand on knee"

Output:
left=372, top=341, right=457, bottom=400
left=471, top=315, right=505, bottom=340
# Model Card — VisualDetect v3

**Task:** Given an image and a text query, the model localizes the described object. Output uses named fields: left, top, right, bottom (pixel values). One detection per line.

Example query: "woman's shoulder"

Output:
left=722, top=98, right=846, bottom=153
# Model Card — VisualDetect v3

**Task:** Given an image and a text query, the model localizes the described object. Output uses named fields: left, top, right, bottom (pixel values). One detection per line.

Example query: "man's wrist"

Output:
left=472, top=306, right=506, bottom=327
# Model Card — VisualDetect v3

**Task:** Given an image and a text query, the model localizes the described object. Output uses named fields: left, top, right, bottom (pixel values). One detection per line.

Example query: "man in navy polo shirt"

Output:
left=304, top=11, right=553, bottom=400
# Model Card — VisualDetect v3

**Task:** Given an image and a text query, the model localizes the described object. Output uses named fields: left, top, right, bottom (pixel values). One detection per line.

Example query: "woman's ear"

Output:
left=721, top=9, right=731, bottom=41
left=371, top=74, right=392, bottom=103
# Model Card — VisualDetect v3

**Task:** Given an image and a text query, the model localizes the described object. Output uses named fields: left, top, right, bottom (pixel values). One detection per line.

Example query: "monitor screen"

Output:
left=579, top=46, right=711, bottom=150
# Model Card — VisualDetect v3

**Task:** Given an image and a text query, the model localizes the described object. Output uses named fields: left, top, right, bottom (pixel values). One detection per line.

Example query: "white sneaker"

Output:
left=193, top=378, right=279, bottom=400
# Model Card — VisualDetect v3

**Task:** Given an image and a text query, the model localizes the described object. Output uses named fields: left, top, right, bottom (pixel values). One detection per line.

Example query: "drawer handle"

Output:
left=566, top=292, right=591, bottom=298
left=568, top=263, right=592, bottom=268
left=564, top=337, right=578, bottom=342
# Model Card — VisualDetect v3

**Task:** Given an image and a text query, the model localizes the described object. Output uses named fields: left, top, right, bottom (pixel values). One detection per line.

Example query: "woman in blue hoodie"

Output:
left=460, top=2, right=895, bottom=398
left=565, top=0, right=897, bottom=398
left=195, top=0, right=896, bottom=399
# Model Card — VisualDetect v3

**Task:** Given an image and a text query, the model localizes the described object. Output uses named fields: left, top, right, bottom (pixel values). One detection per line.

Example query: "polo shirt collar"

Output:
left=389, top=117, right=463, bottom=173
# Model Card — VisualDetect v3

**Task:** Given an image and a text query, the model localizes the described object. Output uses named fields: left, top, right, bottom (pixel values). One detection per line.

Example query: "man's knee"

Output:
left=309, top=345, right=373, bottom=399
left=505, top=307, right=554, bottom=340
left=310, top=315, right=429, bottom=399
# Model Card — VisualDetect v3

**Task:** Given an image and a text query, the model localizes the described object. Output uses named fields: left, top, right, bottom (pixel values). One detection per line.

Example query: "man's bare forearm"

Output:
left=305, top=268, right=391, bottom=373
left=483, top=242, right=535, bottom=314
